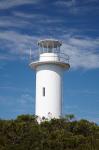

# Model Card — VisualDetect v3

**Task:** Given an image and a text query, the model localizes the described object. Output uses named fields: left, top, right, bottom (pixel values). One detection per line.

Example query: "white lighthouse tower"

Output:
left=30, top=39, right=70, bottom=120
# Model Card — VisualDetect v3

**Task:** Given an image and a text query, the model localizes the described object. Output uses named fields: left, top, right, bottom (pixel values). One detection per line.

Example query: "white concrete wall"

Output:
left=35, top=64, right=63, bottom=119
left=40, top=53, right=59, bottom=62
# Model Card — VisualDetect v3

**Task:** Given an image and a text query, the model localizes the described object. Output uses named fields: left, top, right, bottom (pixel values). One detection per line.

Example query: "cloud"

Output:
left=63, top=101, right=99, bottom=123
left=0, top=0, right=99, bottom=70
left=13, top=12, right=40, bottom=19
left=0, top=30, right=99, bottom=70
left=0, top=93, right=35, bottom=119
left=61, top=36, right=99, bottom=69
left=14, top=93, right=35, bottom=116
left=0, top=13, right=64, bottom=34
left=69, top=37, right=99, bottom=49
left=54, top=0, right=75, bottom=7
left=65, top=89, right=99, bottom=95
left=0, top=31, right=38, bottom=56
left=54, top=0, right=99, bottom=15
left=0, top=16, right=31, bottom=28
left=0, top=62, right=6, bottom=70
left=77, top=109, right=99, bottom=123
left=0, top=0, right=40, bottom=9
left=13, top=11, right=63, bottom=24
left=19, top=94, right=34, bottom=105
left=63, top=104, right=78, bottom=111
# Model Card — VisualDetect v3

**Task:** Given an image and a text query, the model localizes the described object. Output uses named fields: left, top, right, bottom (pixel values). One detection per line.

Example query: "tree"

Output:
left=0, top=114, right=99, bottom=150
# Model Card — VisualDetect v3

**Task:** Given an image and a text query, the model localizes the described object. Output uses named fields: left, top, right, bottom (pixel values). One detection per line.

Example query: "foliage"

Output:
left=0, top=114, right=99, bottom=150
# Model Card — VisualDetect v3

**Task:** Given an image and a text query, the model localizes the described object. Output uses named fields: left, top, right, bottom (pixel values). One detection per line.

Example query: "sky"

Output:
left=0, top=0, right=99, bottom=123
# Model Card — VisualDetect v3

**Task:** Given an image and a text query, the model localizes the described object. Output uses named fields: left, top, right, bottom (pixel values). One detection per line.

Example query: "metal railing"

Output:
left=30, top=51, right=69, bottom=64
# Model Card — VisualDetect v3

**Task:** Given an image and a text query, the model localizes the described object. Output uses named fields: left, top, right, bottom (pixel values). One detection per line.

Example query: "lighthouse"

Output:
left=30, top=39, right=70, bottom=120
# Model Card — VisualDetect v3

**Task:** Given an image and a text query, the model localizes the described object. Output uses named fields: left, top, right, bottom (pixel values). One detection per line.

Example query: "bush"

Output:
left=0, top=114, right=99, bottom=150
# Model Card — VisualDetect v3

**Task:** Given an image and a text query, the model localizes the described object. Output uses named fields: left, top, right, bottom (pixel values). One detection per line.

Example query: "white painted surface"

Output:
left=35, top=64, right=63, bottom=119
left=40, top=53, right=59, bottom=62
left=29, top=40, right=70, bottom=121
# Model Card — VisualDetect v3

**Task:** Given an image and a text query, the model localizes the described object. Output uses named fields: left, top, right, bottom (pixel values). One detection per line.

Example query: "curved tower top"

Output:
left=38, top=39, right=62, bottom=48
left=29, top=39, right=70, bottom=69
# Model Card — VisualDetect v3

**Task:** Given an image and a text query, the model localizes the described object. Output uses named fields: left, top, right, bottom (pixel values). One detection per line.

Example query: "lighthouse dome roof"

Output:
left=38, top=39, right=62, bottom=48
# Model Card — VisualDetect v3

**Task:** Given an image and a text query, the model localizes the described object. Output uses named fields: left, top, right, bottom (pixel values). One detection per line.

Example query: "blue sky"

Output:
left=0, top=0, right=99, bottom=123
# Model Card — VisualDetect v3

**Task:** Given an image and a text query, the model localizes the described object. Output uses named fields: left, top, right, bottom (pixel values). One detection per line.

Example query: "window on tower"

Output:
left=48, top=48, right=52, bottom=53
left=43, top=87, right=45, bottom=96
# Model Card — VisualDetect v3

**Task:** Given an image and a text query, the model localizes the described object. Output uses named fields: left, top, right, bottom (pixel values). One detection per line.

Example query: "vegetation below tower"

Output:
left=0, top=114, right=99, bottom=150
